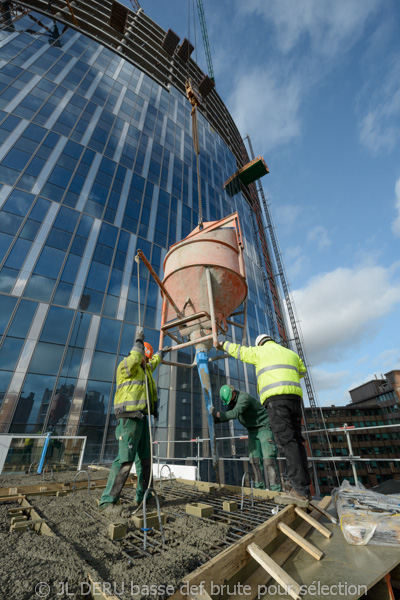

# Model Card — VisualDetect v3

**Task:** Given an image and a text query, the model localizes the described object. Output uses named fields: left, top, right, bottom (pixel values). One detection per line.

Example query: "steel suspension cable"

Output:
left=131, top=254, right=154, bottom=516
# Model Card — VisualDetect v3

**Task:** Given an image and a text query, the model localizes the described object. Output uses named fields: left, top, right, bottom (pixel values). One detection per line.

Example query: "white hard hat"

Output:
left=255, top=334, right=274, bottom=346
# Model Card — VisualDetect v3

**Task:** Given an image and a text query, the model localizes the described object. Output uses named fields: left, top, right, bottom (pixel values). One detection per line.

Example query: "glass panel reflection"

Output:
left=9, top=373, right=56, bottom=433
left=78, top=379, right=112, bottom=462
left=1, top=435, right=85, bottom=473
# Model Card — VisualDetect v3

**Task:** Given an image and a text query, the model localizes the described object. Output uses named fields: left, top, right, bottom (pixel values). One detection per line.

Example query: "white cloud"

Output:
left=239, top=0, right=379, bottom=56
left=307, top=225, right=331, bottom=250
left=359, top=58, right=400, bottom=153
left=283, top=245, right=309, bottom=279
left=392, top=177, right=400, bottom=237
left=228, top=67, right=302, bottom=152
left=356, top=355, right=370, bottom=365
left=274, top=204, right=303, bottom=234
left=311, top=367, right=350, bottom=392
left=292, top=263, right=400, bottom=365
left=373, top=348, right=400, bottom=371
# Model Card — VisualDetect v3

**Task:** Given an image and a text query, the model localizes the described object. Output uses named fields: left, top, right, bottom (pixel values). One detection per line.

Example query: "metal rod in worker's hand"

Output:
left=136, top=250, right=183, bottom=318
left=205, top=267, right=218, bottom=347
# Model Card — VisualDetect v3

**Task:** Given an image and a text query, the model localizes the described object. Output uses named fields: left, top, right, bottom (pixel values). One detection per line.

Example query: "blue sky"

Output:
left=123, top=0, right=400, bottom=407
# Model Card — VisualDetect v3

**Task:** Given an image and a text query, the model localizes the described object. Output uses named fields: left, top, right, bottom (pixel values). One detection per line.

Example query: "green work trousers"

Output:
left=100, top=416, right=151, bottom=506
left=248, top=426, right=281, bottom=491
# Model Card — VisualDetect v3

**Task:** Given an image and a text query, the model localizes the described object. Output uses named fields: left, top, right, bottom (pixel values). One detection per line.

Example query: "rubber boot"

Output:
left=108, top=462, right=132, bottom=499
left=135, top=457, right=152, bottom=503
left=264, top=458, right=281, bottom=492
left=249, top=457, right=264, bottom=489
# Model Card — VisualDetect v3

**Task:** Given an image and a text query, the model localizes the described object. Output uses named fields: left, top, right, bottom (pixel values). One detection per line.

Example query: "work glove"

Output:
left=155, top=346, right=171, bottom=360
left=210, top=406, right=221, bottom=423
left=135, top=330, right=144, bottom=343
left=134, top=330, right=145, bottom=356
left=153, top=404, right=159, bottom=420
left=216, top=340, right=225, bottom=350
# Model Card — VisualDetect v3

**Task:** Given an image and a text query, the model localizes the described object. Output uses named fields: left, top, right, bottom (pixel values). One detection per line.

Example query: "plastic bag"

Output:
left=332, top=480, right=400, bottom=546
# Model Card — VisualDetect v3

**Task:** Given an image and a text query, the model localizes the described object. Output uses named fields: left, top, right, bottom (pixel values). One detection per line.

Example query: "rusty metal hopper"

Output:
left=161, top=213, right=247, bottom=350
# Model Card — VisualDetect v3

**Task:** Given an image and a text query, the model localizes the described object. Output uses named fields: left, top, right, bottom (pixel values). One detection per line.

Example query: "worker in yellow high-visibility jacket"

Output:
left=218, top=334, right=311, bottom=506
left=99, top=331, right=165, bottom=511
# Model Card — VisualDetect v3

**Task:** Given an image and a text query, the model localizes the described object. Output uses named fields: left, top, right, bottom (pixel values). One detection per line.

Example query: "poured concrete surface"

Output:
left=0, top=483, right=231, bottom=599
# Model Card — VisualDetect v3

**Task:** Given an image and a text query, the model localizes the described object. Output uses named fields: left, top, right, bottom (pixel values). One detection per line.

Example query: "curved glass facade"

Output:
left=0, top=6, right=282, bottom=478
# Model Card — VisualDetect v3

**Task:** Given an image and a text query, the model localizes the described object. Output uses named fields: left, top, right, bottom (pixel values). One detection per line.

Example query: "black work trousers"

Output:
left=266, top=396, right=311, bottom=496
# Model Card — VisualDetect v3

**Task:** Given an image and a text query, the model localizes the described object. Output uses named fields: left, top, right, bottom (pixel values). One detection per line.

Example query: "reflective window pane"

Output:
left=28, top=342, right=64, bottom=375
left=60, top=347, right=83, bottom=378
left=0, top=371, right=12, bottom=407
left=89, top=351, right=116, bottom=382
left=7, top=300, right=37, bottom=339
left=47, top=379, right=76, bottom=434
left=0, top=294, right=17, bottom=338
left=4, top=237, right=32, bottom=270
left=2, top=189, right=35, bottom=216
left=0, top=337, right=24, bottom=371
left=13, top=373, right=57, bottom=430
left=95, top=318, right=121, bottom=354
left=40, top=306, right=74, bottom=345
left=0, top=231, right=13, bottom=263
left=0, top=267, right=19, bottom=294
left=53, top=281, right=73, bottom=306
left=24, top=274, right=56, bottom=302
left=69, top=313, right=91, bottom=348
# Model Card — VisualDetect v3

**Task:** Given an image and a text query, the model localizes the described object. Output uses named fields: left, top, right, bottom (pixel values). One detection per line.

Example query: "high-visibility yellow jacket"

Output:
left=223, top=340, right=306, bottom=405
left=114, top=348, right=161, bottom=416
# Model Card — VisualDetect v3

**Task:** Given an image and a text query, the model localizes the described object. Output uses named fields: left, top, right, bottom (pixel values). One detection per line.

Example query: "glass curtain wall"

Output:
left=0, top=9, right=279, bottom=473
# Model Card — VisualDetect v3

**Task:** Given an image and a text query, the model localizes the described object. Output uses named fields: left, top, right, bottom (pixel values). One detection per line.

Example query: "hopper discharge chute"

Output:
left=136, top=212, right=248, bottom=476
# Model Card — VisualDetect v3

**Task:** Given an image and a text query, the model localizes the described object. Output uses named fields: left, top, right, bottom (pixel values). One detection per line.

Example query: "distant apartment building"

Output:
left=305, top=370, right=400, bottom=495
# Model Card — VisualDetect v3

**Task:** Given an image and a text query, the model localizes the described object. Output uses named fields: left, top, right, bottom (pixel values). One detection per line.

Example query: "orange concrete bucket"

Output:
left=161, top=213, right=247, bottom=343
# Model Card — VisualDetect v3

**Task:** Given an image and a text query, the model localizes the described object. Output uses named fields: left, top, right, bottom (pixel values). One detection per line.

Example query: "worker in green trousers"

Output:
left=211, top=385, right=281, bottom=491
left=99, top=332, right=165, bottom=510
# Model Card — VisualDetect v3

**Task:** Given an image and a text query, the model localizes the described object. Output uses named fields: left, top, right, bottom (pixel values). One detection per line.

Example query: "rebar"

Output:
left=42, top=465, right=54, bottom=481
left=28, top=462, right=38, bottom=474
left=159, top=464, right=173, bottom=492
left=142, top=488, right=165, bottom=551
left=240, top=471, right=254, bottom=510
left=73, top=469, right=91, bottom=496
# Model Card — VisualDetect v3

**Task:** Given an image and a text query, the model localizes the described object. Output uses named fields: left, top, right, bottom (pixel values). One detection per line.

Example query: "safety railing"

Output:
left=147, top=423, right=400, bottom=491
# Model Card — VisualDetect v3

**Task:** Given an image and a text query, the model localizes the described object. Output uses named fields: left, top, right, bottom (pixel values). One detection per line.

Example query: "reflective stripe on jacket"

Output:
left=114, top=346, right=161, bottom=416
left=223, top=340, right=306, bottom=404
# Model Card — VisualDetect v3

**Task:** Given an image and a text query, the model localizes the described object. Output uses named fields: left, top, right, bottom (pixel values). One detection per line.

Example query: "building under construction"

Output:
left=0, top=0, right=293, bottom=483
left=2, top=2, right=400, bottom=599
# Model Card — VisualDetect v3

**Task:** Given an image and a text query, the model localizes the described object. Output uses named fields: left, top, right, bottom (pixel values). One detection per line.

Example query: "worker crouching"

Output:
left=212, top=385, right=281, bottom=492
left=99, top=331, right=163, bottom=511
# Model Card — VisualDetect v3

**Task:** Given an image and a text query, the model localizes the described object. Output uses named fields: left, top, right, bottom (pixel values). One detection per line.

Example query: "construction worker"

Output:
left=212, top=385, right=281, bottom=491
left=217, top=334, right=311, bottom=506
left=99, top=331, right=165, bottom=511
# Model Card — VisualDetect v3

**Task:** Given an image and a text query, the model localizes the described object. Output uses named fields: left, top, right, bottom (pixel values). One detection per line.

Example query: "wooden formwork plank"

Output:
left=8, top=498, right=54, bottom=536
left=0, top=495, right=26, bottom=503
left=170, top=504, right=296, bottom=599
left=247, top=543, right=301, bottom=600
left=226, top=496, right=332, bottom=600
left=294, top=506, right=332, bottom=538
left=189, top=590, right=213, bottom=600
left=309, top=499, right=337, bottom=524
left=277, top=522, right=323, bottom=561
left=0, top=477, right=135, bottom=498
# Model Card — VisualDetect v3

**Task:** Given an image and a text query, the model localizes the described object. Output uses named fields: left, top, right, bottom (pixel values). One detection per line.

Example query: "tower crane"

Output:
left=196, top=0, right=215, bottom=82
